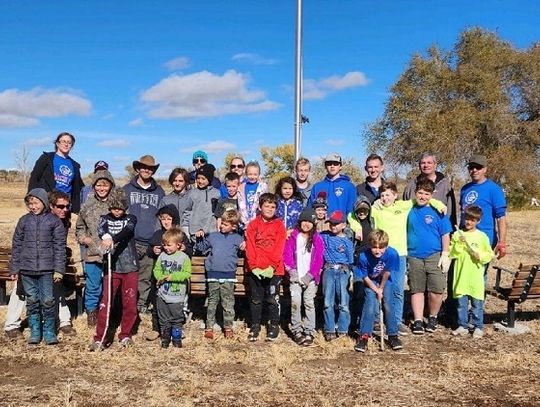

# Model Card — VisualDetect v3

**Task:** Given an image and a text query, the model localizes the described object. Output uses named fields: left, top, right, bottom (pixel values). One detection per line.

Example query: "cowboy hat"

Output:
left=132, top=155, right=160, bottom=172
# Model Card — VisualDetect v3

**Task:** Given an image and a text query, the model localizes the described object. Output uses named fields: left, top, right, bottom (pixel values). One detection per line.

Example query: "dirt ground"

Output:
left=0, top=183, right=539, bottom=406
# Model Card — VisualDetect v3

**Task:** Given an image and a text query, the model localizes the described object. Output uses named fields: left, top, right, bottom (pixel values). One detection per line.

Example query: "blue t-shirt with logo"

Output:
left=244, top=181, right=258, bottom=214
left=459, top=179, right=506, bottom=246
left=355, top=246, right=399, bottom=284
left=53, top=154, right=74, bottom=194
left=407, top=205, right=452, bottom=259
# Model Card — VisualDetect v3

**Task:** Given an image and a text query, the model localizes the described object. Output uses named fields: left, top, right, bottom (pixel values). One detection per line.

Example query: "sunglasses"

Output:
left=193, top=158, right=206, bottom=164
left=230, top=164, right=245, bottom=169
left=53, top=204, right=70, bottom=210
left=325, top=161, right=341, bottom=167
left=467, top=164, right=484, bottom=171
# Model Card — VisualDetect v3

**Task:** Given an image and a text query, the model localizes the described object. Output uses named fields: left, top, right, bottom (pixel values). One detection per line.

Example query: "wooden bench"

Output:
left=0, top=247, right=84, bottom=310
left=487, top=264, right=540, bottom=328
left=189, top=256, right=247, bottom=296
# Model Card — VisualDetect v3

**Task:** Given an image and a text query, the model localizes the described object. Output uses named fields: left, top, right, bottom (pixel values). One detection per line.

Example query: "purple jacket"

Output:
left=283, top=229, right=325, bottom=284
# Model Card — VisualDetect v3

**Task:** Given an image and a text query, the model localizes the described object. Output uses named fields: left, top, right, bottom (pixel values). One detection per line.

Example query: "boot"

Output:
left=27, top=314, right=42, bottom=345
left=161, top=327, right=171, bottom=349
left=87, top=310, right=98, bottom=327
left=171, top=326, right=183, bottom=348
left=43, top=317, right=59, bottom=345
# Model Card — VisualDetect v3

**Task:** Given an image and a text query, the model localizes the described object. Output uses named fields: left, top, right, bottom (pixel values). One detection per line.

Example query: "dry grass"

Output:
left=1, top=183, right=539, bottom=406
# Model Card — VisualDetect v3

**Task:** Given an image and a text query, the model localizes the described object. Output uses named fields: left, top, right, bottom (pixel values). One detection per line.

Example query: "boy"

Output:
left=312, top=191, right=330, bottom=232
left=91, top=189, right=139, bottom=351
left=185, top=164, right=221, bottom=243
left=407, top=179, right=452, bottom=334
left=214, top=172, right=241, bottom=230
left=294, top=157, right=312, bottom=206
left=153, top=227, right=191, bottom=348
left=354, top=229, right=402, bottom=352
left=245, top=193, right=287, bottom=341
left=321, top=210, right=354, bottom=341
left=197, top=210, right=244, bottom=339
left=347, top=195, right=373, bottom=261
left=449, top=205, right=493, bottom=338
left=10, top=188, right=66, bottom=345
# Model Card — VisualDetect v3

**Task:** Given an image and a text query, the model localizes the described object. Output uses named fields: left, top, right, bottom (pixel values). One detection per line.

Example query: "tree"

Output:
left=364, top=28, right=540, bottom=206
left=14, top=143, right=30, bottom=184
left=260, top=144, right=295, bottom=188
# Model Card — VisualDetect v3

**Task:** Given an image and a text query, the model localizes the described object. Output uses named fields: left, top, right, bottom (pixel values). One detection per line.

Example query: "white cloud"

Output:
left=303, top=71, right=369, bottom=100
left=128, top=118, right=144, bottom=127
left=97, top=139, right=130, bottom=148
left=164, top=56, right=191, bottom=71
left=231, top=53, right=278, bottom=65
left=180, top=140, right=236, bottom=153
left=24, top=136, right=51, bottom=147
left=326, top=138, right=345, bottom=146
left=0, top=87, right=92, bottom=128
left=141, top=70, right=280, bottom=119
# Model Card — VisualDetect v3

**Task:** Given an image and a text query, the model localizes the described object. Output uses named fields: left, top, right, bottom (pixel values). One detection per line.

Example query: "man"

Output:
left=4, top=192, right=76, bottom=339
left=403, top=153, right=457, bottom=227
left=308, top=153, right=356, bottom=214
left=123, top=155, right=165, bottom=312
left=189, top=150, right=221, bottom=189
left=356, top=154, right=385, bottom=203
left=460, top=154, right=507, bottom=258
left=294, top=157, right=312, bottom=206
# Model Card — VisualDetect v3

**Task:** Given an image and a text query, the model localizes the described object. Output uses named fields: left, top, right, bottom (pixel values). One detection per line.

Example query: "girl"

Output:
left=283, top=208, right=324, bottom=346
left=238, top=161, right=268, bottom=226
left=159, top=168, right=191, bottom=236
left=275, top=176, right=304, bottom=235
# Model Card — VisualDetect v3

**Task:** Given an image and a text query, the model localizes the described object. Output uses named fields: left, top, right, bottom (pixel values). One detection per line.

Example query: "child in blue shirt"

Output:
left=275, top=176, right=304, bottom=236
left=321, top=210, right=354, bottom=341
left=354, top=229, right=402, bottom=352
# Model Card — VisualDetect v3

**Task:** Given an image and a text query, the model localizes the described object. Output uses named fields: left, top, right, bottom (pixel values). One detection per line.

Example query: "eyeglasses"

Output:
left=325, top=161, right=341, bottom=167
left=57, top=140, right=73, bottom=146
left=193, top=158, right=206, bottom=164
left=53, top=204, right=70, bottom=210
left=467, top=164, right=484, bottom=171
left=230, top=164, right=245, bottom=169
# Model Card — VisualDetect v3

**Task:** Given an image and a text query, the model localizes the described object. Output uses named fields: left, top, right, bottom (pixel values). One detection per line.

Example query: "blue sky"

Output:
left=1, top=1, right=539, bottom=178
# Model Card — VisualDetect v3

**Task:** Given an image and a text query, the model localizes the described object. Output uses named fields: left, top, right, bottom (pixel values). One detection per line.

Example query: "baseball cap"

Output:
left=327, top=210, right=346, bottom=224
left=324, top=153, right=342, bottom=164
left=94, top=160, right=109, bottom=172
left=467, top=154, right=487, bottom=168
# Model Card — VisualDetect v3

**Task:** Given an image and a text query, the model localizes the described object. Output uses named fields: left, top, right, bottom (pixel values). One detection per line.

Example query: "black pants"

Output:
left=156, top=296, right=184, bottom=332
left=247, top=273, right=282, bottom=327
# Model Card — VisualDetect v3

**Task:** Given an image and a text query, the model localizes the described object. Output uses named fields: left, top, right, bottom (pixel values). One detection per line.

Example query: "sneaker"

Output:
left=292, top=331, right=306, bottom=345
left=266, top=324, right=280, bottom=341
left=425, top=316, right=438, bottom=333
left=398, top=323, right=409, bottom=336
left=388, top=335, right=403, bottom=351
left=223, top=327, right=234, bottom=339
left=204, top=329, right=214, bottom=340
left=302, top=334, right=315, bottom=347
left=411, top=320, right=425, bottom=335
left=324, top=332, right=337, bottom=342
left=354, top=334, right=369, bottom=353
left=120, top=337, right=134, bottom=348
left=472, top=329, right=484, bottom=339
left=248, top=325, right=261, bottom=342
left=89, top=341, right=103, bottom=352
left=452, top=326, right=469, bottom=336
left=59, top=325, right=76, bottom=336
left=5, top=329, right=23, bottom=340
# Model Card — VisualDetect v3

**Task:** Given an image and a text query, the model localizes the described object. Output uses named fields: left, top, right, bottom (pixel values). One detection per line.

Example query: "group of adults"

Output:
left=8, top=131, right=507, bottom=336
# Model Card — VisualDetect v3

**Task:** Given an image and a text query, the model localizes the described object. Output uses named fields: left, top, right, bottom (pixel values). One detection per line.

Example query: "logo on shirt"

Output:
left=464, top=191, right=478, bottom=205
left=59, top=164, right=73, bottom=177
left=424, top=215, right=434, bottom=224
left=372, top=260, right=385, bottom=279
left=335, top=187, right=343, bottom=197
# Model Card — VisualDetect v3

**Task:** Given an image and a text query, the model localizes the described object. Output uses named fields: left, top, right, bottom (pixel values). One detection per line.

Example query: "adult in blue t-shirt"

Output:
left=459, top=155, right=507, bottom=258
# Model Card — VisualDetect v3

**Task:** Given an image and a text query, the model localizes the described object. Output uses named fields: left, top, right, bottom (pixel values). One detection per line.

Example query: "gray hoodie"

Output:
left=185, top=186, right=221, bottom=236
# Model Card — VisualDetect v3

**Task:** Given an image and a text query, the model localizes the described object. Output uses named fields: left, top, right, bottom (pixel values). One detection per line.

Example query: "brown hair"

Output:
left=224, top=172, right=241, bottom=183
left=380, top=181, right=398, bottom=194
left=415, top=177, right=435, bottom=193
left=221, top=209, right=240, bottom=226
left=259, top=192, right=278, bottom=206
left=365, top=153, right=383, bottom=165
left=295, top=157, right=311, bottom=169
left=367, top=229, right=389, bottom=248
left=464, top=205, right=483, bottom=221
left=168, top=167, right=189, bottom=186
left=48, top=191, right=71, bottom=206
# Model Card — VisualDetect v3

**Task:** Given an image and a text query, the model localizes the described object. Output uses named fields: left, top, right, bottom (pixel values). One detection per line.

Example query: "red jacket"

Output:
left=245, top=215, right=287, bottom=276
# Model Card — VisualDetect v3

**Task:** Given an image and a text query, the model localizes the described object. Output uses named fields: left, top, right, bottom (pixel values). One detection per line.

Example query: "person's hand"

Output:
left=82, top=236, right=92, bottom=246
left=438, top=205, right=447, bottom=215
left=355, top=229, right=363, bottom=241
left=372, top=199, right=383, bottom=210
left=153, top=246, right=162, bottom=255
left=288, top=269, right=299, bottom=283
left=471, top=251, right=481, bottom=262
left=348, top=278, right=354, bottom=293
left=239, top=241, right=246, bottom=251
left=53, top=272, right=63, bottom=282
left=286, top=229, right=293, bottom=238
left=375, top=286, right=383, bottom=301
left=459, top=235, right=467, bottom=243
left=438, top=251, right=451, bottom=274
left=10, top=274, right=17, bottom=281
left=300, top=273, right=313, bottom=287
left=495, top=241, right=507, bottom=259
left=100, top=238, right=113, bottom=251
left=195, top=229, right=205, bottom=238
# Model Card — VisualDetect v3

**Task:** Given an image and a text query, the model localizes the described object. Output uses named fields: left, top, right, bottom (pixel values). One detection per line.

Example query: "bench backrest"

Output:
left=190, top=256, right=246, bottom=296
left=507, top=264, right=540, bottom=301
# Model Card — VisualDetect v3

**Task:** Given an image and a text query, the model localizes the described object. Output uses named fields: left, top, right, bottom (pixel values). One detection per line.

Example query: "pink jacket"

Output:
left=283, top=229, right=325, bottom=284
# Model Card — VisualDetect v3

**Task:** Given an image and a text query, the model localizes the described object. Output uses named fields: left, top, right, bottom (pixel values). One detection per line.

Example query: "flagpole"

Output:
left=294, top=0, right=303, bottom=162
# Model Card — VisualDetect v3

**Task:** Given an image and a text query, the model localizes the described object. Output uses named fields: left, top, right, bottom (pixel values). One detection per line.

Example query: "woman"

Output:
left=28, top=132, right=84, bottom=213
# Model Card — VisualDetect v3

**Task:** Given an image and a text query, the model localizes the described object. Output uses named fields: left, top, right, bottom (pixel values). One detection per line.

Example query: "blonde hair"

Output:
left=221, top=209, right=240, bottom=226
left=162, top=227, right=183, bottom=246
left=367, top=229, right=389, bottom=248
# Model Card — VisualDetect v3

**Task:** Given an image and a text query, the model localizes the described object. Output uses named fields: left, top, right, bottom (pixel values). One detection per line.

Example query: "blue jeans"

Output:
left=322, top=266, right=351, bottom=334
left=20, top=274, right=55, bottom=319
left=390, top=256, right=407, bottom=329
left=457, top=295, right=484, bottom=330
left=84, top=262, right=103, bottom=312
left=359, top=282, right=396, bottom=336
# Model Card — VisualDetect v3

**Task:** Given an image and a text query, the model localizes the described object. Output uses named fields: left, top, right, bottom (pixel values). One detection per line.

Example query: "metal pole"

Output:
left=294, top=0, right=303, bottom=162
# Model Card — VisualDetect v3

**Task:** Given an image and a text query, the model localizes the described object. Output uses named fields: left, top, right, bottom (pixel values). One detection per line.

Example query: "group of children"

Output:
left=9, top=154, right=494, bottom=354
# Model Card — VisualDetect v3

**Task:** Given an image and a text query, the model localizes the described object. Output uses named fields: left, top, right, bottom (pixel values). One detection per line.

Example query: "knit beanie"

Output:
left=196, top=163, right=216, bottom=183
left=298, top=208, right=317, bottom=224
left=25, top=188, right=50, bottom=210
left=312, top=191, right=328, bottom=210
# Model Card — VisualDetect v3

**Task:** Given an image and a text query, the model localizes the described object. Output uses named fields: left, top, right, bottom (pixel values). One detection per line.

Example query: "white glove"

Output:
left=438, top=251, right=451, bottom=274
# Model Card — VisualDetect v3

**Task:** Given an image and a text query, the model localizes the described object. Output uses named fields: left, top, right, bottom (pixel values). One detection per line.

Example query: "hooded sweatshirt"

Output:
left=347, top=195, right=373, bottom=257
left=123, top=176, right=165, bottom=245
left=245, top=215, right=287, bottom=276
left=185, top=186, right=221, bottom=236
left=308, top=173, right=356, bottom=215
left=196, top=231, right=244, bottom=280
left=11, top=188, right=66, bottom=276
left=159, top=188, right=191, bottom=229
left=147, top=205, right=194, bottom=258
left=283, top=228, right=325, bottom=284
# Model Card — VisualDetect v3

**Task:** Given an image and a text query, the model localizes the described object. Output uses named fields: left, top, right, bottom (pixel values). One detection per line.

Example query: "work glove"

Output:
left=288, top=269, right=299, bottom=283
left=53, top=272, right=63, bottom=282
left=252, top=268, right=264, bottom=279
left=495, top=241, right=507, bottom=260
left=260, top=267, right=274, bottom=279
left=438, top=251, right=451, bottom=274
left=300, top=273, right=313, bottom=287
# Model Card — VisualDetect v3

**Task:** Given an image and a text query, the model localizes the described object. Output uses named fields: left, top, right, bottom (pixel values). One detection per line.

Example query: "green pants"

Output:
left=207, top=281, right=235, bottom=329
